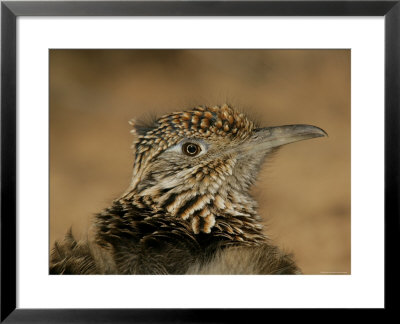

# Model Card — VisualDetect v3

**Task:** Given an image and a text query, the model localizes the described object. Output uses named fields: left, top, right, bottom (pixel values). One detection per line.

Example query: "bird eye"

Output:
left=182, top=142, right=201, bottom=156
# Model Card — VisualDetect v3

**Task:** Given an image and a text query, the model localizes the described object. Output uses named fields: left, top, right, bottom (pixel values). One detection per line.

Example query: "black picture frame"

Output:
left=1, top=0, right=399, bottom=322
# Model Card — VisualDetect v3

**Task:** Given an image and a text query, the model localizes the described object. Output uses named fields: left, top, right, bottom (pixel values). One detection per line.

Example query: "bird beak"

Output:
left=243, top=124, right=327, bottom=154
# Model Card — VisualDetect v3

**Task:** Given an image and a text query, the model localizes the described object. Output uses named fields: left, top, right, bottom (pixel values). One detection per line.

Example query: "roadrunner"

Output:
left=50, top=104, right=326, bottom=274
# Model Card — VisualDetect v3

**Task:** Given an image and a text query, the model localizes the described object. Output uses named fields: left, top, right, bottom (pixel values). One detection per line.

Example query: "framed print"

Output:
left=1, top=0, right=399, bottom=322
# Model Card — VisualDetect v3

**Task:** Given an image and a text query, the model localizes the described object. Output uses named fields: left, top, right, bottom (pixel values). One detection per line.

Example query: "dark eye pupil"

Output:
left=183, top=143, right=200, bottom=156
left=187, top=145, right=197, bottom=153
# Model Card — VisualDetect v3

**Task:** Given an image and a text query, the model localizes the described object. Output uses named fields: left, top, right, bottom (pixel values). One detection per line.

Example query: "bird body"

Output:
left=50, top=104, right=326, bottom=275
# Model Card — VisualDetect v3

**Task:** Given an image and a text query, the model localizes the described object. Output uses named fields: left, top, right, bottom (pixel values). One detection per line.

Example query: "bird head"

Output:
left=123, top=104, right=326, bottom=234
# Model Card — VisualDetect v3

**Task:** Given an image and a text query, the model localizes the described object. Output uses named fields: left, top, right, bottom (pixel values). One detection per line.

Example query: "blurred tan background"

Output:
left=50, top=49, right=350, bottom=274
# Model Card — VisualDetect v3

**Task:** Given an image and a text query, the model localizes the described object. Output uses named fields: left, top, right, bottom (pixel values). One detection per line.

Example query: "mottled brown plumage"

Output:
left=50, top=104, right=326, bottom=274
